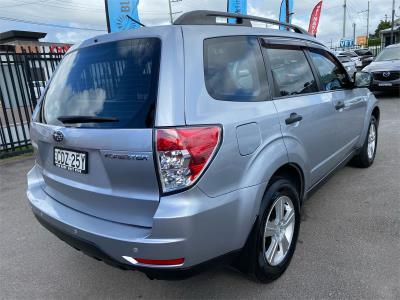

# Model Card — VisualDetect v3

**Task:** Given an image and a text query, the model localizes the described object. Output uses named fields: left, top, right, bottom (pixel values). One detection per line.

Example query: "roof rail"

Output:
left=174, top=10, right=310, bottom=35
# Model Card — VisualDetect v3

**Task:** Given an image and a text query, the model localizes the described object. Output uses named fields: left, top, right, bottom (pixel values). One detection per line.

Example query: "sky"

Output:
left=0, top=0, right=397, bottom=47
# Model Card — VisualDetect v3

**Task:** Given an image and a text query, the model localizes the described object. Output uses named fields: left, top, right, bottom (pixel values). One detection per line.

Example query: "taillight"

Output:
left=156, top=126, right=221, bottom=193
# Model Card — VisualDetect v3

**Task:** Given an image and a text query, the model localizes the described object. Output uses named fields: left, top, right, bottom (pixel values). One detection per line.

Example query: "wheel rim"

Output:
left=367, top=123, right=376, bottom=160
left=263, top=196, right=295, bottom=266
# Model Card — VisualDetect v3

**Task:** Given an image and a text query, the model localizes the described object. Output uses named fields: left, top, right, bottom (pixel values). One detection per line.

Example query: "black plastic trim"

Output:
left=174, top=10, right=310, bottom=35
left=34, top=212, right=239, bottom=280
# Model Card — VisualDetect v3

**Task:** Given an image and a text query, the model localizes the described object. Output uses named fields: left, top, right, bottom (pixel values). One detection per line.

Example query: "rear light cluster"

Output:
left=156, top=126, right=221, bottom=193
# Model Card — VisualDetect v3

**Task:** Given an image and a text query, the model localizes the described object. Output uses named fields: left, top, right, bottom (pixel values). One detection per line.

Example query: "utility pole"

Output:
left=391, top=0, right=396, bottom=44
left=366, top=1, right=370, bottom=45
left=343, top=0, right=347, bottom=38
left=353, top=23, right=356, bottom=44
left=167, top=0, right=182, bottom=24
left=358, top=2, right=370, bottom=45
left=168, top=0, right=173, bottom=23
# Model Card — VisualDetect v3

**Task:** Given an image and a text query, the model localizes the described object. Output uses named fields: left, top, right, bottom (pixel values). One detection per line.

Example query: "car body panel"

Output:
left=28, top=27, right=186, bottom=228
left=27, top=23, right=379, bottom=275
left=28, top=163, right=267, bottom=267
left=331, top=88, right=368, bottom=155
left=273, top=93, right=339, bottom=186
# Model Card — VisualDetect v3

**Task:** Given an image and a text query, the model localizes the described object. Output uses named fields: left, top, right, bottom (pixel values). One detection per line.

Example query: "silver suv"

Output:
left=27, top=11, right=380, bottom=282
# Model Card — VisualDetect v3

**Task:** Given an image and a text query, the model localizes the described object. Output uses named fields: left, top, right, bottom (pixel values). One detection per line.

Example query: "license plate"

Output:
left=54, top=147, right=88, bottom=174
left=378, top=83, right=392, bottom=87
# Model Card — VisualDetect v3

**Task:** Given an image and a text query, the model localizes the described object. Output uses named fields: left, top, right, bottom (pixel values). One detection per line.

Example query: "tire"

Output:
left=350, top=116, right=378, bottom=168
left=235, top=178, right=301, bottom=283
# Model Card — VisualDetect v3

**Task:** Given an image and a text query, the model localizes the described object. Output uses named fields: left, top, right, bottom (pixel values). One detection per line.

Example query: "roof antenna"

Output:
left=126, top=15, right=146, bottom=27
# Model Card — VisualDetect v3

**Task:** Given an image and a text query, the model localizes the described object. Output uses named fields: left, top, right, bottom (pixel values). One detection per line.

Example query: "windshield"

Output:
left=338, top=56, right=351, bottom=63
left=342, top=51, right=358, bottom=57
left=375, top=47, right=400, bottom=62
left=354, top=49, right=373, bottom=56
left=42, top=38, right=161, bottom=128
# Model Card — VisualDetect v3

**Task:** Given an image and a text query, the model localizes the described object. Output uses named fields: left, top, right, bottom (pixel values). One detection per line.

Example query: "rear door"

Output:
left=307, top=48, right=367, bottom=159
left=31, top=38, right=162, bottom=227
left=261, top=40, right=339, bottom=186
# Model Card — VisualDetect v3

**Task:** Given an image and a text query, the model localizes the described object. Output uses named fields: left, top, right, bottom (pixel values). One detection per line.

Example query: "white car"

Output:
left=334, top=51, right=362, bottom=68
left=337, top=55, right=357, bottom=79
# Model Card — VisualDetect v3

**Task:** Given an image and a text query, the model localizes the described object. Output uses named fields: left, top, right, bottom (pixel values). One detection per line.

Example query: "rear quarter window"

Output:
left=203, top=36, right=269, bottom=102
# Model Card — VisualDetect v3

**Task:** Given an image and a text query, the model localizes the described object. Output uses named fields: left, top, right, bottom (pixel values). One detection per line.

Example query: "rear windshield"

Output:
left=42, top=38, right=161, bottom=128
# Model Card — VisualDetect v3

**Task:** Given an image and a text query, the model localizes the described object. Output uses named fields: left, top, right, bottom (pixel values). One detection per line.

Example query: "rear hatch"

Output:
left=32, top=38, right=161, bottom=227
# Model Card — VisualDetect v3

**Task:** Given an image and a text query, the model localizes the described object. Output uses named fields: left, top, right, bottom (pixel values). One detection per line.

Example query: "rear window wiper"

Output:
left=57, top=116, right=119, bottom=124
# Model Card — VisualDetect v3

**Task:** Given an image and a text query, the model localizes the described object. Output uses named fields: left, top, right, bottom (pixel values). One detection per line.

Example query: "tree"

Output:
left=373, top=20, right=392, bottom=38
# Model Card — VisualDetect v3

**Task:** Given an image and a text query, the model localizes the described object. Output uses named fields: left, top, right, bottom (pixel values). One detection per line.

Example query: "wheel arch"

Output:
left=371, top=106, right=380, bottom=124
left=268, top=163, right=305, bottom=204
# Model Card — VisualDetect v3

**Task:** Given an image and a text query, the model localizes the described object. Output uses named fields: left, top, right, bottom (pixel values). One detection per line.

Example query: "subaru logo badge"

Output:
left=53, top=130, right=64, bottom=142
left=383, top=72, right=391, bottom=78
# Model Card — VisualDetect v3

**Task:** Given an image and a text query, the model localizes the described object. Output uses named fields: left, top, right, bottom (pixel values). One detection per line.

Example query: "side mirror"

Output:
left=354, top=72, right=372, bottom=88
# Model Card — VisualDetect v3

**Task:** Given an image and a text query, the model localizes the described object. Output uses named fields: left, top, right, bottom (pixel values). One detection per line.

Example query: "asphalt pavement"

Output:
left=0, top=93, right=399, bottom=299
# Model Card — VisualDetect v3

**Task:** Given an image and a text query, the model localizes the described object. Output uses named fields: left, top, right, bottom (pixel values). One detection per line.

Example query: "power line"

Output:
left=0, top=16, right=106, bottom=31
left=0, top=0, right=105, bottom=13
left=0, top=0, right=50, bottom=9
left=168, top=0, right=183, bottom=24
left=1, top=1, right=168, bottom=15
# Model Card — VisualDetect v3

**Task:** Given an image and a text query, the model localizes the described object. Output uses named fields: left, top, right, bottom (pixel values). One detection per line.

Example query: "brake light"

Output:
left=156, top=126, right=221, bottom=193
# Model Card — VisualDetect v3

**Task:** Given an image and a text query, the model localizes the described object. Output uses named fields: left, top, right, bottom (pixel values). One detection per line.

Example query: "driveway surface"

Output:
left=1, top=93, right=399, bottom=299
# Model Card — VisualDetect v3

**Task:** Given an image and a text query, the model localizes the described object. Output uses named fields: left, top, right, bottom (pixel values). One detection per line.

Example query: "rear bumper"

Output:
left=27, top=164, right=261, bottom=278
left=33, top=212, right=238, bottom=279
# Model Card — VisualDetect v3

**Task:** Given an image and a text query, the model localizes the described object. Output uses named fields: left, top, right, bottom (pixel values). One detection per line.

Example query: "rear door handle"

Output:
left=285, top=113, right=303, bottom=125
left=335, top=101, right=345, bottom=110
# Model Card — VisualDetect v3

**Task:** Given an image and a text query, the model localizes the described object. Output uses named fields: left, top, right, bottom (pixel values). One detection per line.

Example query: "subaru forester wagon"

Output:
left=27, top=11, right=380, bottom=282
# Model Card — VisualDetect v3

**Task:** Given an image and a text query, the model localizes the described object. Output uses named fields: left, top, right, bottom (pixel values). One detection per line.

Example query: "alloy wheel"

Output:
left=263, top=196, right=295, bottom=266
left=367, top=123, right=377, bottom=160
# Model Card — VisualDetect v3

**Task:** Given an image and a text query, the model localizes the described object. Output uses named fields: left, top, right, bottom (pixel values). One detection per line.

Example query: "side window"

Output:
left=263, top=46, right=318, bottom=97
left=204, top=36, right=269, bottom=102
left=309, top=49, right=350, bottom=91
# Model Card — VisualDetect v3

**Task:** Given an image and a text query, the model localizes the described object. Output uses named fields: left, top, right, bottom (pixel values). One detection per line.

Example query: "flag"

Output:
left=105, top=0, right=140, bottom=33
left=308, top=1, right=323, bottom=37
left=227, top=0, right=247, bottom=24
left=279, top=0, right=294, bottom=30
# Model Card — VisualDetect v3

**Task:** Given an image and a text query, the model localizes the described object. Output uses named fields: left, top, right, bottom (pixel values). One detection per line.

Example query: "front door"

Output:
left=308, top=48, right=367, bottom=160
left=261, top=43, right=339, bottom=186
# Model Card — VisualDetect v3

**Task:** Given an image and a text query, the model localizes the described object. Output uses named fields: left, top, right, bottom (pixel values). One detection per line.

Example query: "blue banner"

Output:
left=227, top=0, right=247, bottom=23
left=279, top=0, right=293, bottom=30
left=105, top=0, right=140, bottom=32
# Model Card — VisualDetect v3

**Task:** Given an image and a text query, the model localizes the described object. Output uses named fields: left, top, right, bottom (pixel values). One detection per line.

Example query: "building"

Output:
left=0, top=30, right=71, bottom=53
left=380, top=19, right=400, bottom=47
